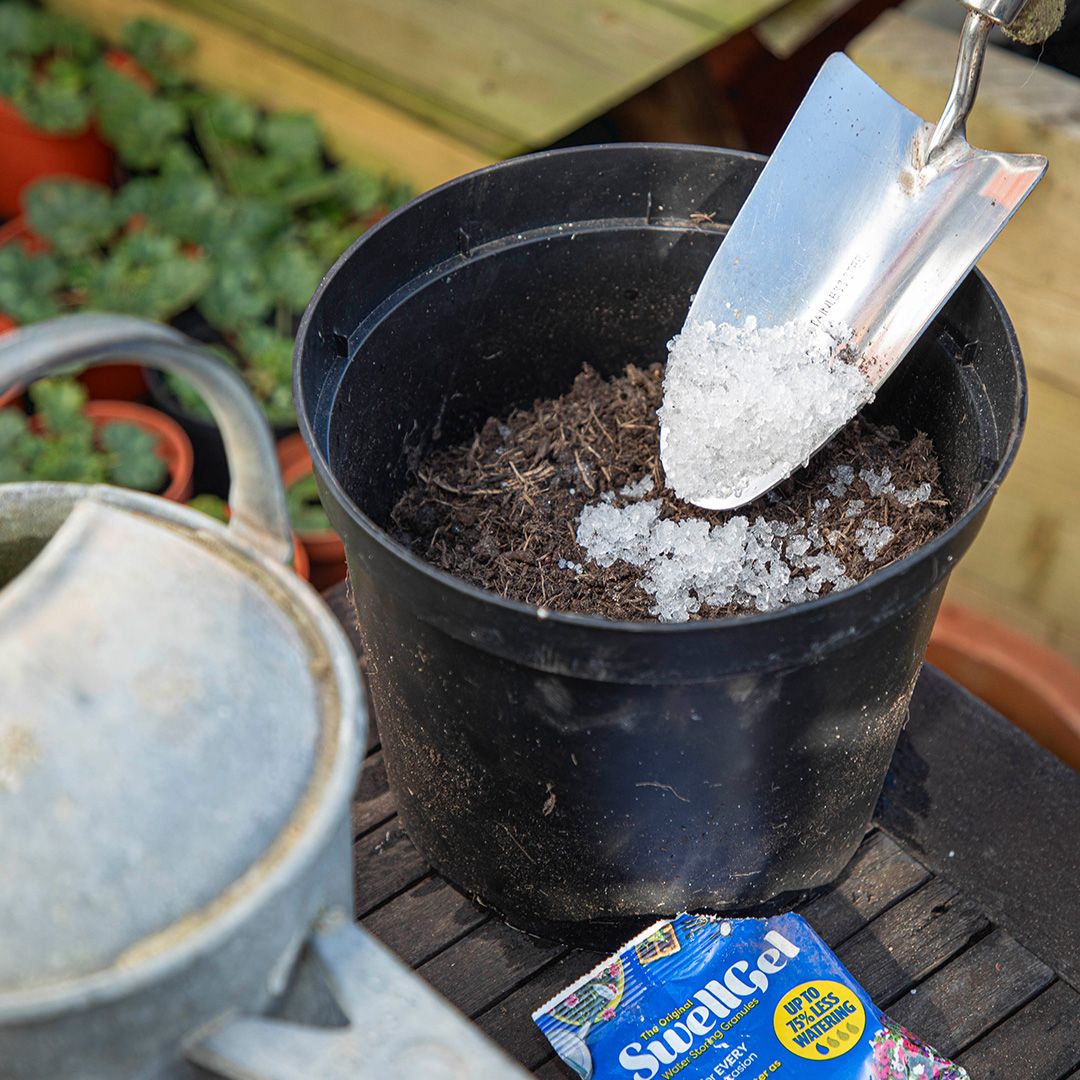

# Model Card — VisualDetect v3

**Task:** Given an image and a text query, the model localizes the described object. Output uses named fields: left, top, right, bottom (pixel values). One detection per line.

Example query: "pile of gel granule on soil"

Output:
left=659, top=317, right=875, bottom=506
left=391, top=362, right=950, bottom=623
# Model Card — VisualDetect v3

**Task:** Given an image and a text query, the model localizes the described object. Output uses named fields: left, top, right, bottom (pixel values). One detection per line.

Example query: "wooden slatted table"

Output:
left=327, top=585, right=1080, bottom=1077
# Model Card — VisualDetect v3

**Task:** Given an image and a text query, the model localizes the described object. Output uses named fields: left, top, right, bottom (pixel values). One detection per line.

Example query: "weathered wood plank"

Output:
left=650, top=0, right=787, bottom=32
left=46, top=0, right=492, bottom=188
left=957, top=979, right=1080, bottom=1080
left=535, top=1057, right=574, bottom=1079
left=363, top=876, right=488, bottom=967
left=353, top=820, right=430, bottom=916
left=880, top=667, right=1080, bottom=988
left=351, top=751, right=396, bottom=838
left=755, top=0, right=862, bottom=59
left=420, top=918, right=567, bottom=1020
left=885, top=930, right=1055, bottom=1057
left=178, top=0, right=757, bottom=151
left=799, top=829, right=931, bottom=947
left=835, top=877, right=988, bottom=1006
left=849, top=9, right=1080, bottom=662
left=942, top=373, right=1080, bottom=666
left=476, top=949, right=606, bottom=1071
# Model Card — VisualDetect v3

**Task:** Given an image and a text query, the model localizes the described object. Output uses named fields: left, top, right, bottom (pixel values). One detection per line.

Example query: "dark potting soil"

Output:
left=391, top=363, right=951, bottom=621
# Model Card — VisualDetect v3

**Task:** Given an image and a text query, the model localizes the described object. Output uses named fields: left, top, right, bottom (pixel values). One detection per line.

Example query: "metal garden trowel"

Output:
left=667, top=0, right=1047, bottom=510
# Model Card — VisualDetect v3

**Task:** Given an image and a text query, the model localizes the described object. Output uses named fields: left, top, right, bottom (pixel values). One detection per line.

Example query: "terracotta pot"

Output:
left=0, top=383, right=22, bottom=410
left=0, top=315, right=22, bottom=408
left=28, top=400, right=194, bottom=503
left=86, top=401, right=193, bottom=502
left=77, top=364, right=149, bottom=402
left=146, top=369, right=297, bottom=499
left=0, top=214, right=47, bottom=253
left=276, top=432, right=346, bottom=590
left=290, top=531, right=310, bottom=582
left=189, top=499, right=310, bottom=581
left=0, top=220, right=35, bottom=408
left=928, top=601, right=1080, bottom=772
left=104, top=50, right=156, bottom=93
left=0, top=98, right=113, bottom=218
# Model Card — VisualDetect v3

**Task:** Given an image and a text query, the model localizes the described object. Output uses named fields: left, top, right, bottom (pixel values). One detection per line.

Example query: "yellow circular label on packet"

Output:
left=773, top=980, right=866, bottom=1060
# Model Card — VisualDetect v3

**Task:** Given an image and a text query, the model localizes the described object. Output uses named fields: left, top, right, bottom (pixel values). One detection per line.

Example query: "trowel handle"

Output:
left=187, top=911, right=530, bottom=1079
left=961, top=0, right=1029, bottom=22
left=928, top=0, right=1022, bottom=159
left=0, top=314, right=292, bottom=564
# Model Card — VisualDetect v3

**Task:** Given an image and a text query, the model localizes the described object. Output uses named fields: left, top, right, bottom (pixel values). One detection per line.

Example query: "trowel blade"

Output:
left=670, top=51, right=1045, bottom=511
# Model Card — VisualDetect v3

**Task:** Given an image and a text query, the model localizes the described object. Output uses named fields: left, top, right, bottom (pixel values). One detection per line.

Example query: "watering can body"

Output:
left=0, top=316, right=524, bottom=1079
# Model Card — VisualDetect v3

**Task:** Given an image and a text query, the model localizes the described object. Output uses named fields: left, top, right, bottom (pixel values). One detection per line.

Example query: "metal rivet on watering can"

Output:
left=0, top=315, right=526, bottom=1079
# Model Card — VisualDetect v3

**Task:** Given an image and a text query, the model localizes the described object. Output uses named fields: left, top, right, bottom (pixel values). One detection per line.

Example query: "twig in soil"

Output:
left=500, top=823, right=537, bottom=864
left=574, top=449, right=595, bottom=492
left=636, top=781, right=690, bottom=803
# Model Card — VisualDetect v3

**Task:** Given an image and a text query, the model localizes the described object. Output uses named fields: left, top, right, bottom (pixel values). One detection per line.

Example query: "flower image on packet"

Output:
left=532, top=913, right=968, bottom=1080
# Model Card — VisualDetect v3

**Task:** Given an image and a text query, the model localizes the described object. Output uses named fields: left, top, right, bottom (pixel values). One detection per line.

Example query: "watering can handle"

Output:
left=187, top=910, right=530, bottom=1079
left=0, top=314, right=292, bottom=564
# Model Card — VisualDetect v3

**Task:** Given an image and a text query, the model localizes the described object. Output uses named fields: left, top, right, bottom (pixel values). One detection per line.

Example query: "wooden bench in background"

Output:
left=47, top=0, right=788, bottom=188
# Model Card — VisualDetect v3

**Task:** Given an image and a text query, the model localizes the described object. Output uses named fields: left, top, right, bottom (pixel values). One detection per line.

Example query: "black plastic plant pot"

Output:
left=295, top=144, right=1026, bottom=948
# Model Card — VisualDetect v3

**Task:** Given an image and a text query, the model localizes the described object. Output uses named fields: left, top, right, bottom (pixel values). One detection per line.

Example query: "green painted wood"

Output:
left=164, top=0, right=780, bottom=153
left=168, top=0, right=517, bottom=155
left=646, top=0, right=789, bottom=32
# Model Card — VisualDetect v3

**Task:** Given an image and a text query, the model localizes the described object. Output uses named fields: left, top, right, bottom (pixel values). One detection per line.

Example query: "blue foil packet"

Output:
left=532, top=913, right=968, bottom=1080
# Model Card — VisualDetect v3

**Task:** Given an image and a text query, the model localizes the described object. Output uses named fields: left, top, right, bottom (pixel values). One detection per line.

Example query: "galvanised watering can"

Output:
left=0, top=315, right=524, bottom=1079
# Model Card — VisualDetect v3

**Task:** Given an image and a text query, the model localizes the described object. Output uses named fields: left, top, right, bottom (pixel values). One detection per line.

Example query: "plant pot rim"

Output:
left=295, top=142, right=1028, bottom=637
left=79, top=399, right=194, bottom=503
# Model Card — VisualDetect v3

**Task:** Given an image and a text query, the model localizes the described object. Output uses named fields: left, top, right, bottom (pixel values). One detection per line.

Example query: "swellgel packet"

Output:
left=532, top=913, right=968, bottom=1080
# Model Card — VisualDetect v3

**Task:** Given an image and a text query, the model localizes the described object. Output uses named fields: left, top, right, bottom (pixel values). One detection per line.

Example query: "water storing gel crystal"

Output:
left=533, top=913, right=968, bottom=1080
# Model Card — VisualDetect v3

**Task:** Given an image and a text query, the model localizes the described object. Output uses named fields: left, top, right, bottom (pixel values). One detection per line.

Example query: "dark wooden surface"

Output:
left=327, top=585, right=1080, bottom=1077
